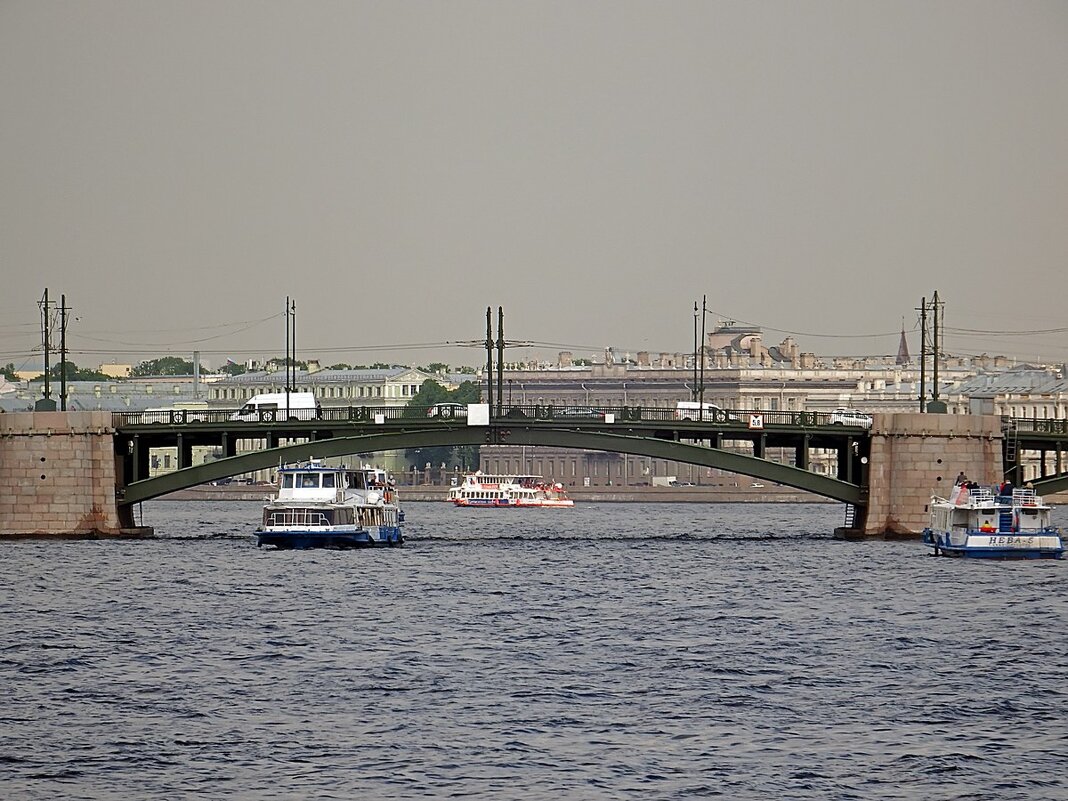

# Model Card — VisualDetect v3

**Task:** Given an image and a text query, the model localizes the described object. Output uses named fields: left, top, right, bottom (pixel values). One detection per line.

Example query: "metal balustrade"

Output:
left=113, top=404, right=856, bottom=428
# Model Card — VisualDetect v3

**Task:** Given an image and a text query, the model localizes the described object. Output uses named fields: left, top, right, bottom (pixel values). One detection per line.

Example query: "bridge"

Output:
left=3, top=407, right=1068, bottom=539
left=111, top=404, right=873, bottom=506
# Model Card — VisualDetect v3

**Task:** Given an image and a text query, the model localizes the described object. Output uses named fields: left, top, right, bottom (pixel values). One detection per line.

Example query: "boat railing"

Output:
left=265, top=509, right=332, bottom=527
left=1012, top=488, right=1042, bottom=506
left=967, top=487, right=996, bottom=505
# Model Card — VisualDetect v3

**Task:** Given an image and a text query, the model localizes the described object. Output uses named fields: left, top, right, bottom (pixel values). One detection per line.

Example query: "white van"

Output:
left=675, top=401, right=738, bottom=421
left=230, top=392, right=319, bottom=422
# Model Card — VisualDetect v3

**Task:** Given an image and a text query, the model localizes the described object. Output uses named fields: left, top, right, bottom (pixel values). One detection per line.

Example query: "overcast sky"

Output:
left=2, top=1, right=1066, bottom=371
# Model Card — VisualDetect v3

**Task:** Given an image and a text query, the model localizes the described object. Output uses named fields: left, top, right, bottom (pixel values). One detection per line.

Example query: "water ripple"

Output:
left=0, top=500, right=1064, bottom=800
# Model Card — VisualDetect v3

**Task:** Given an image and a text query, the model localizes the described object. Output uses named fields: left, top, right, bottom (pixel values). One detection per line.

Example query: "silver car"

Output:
left=829, top=408, right=873, bottom=428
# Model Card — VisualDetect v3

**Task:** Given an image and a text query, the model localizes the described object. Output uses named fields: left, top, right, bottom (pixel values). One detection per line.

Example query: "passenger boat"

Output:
left=922, top=484, right=1063, bottom=559
left=256, top=459, right=403, bottom=549
left=447, top=472, right=574, bottom=508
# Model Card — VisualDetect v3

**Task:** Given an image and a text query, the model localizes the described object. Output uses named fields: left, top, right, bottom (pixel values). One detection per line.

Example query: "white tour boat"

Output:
left=922, top=484, right=1063, bottom=559
left=256, top=459, right=403, bottom=549
left=448, top=472, right=574, bottom=508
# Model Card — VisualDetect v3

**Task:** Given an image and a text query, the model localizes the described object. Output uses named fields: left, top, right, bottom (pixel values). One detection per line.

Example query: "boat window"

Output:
left=322, top=473, right=336, bottom=488
left=282, top=474, right=294, bottom=488
left=300, top=473, right=319, bottom=488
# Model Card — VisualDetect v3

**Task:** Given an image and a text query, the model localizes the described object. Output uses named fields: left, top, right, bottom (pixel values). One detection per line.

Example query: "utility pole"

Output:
left=917, top=296, right=927, bottom=412
left=37, top=289, right=55, bottom=410
left=931, top=290, right=941, bottom=406
left=290, top=297, right=297, bottom=397
left=485, top=306, right=494, bottom=412
left=42, top=288, right=51, bottom=402
left=285, top=296, right=291, bottom=415
left=692, top=301, right=698, bottom=402
left=496, top=306, right=504, bottom=416
left=698, top=293, right=707, bottom=408
left=60, top=294, right=69, bottom=411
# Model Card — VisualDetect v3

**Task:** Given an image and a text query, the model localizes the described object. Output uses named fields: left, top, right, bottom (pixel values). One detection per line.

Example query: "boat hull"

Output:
left=922, top=529, right=1064, bottom=559
left=454, top=498, right=574, bottom=508
left=256, top=526, right=403, bottom=550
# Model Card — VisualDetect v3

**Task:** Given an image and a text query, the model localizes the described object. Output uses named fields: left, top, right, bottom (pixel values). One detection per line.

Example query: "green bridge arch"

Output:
left=120, top=426, right=862, bottom=506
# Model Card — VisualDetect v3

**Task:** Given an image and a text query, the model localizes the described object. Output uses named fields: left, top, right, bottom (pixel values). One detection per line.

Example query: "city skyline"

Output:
left=2, top=2, right=1066, bottom=369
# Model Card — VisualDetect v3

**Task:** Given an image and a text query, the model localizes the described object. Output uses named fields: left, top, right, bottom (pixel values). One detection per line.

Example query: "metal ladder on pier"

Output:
left=1005, top=419, right=1019, bottom=470
left=843, top=504, right=858, bottom=529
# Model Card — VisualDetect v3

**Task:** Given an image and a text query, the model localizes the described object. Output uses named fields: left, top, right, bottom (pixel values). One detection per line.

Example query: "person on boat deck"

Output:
left=998, top=480, right=1014, bottom=498
left=955, top=472, right=967, bottom=486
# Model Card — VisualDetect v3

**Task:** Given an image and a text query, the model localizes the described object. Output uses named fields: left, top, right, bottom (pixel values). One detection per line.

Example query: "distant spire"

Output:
left=896, top=322, right=911, bottom=366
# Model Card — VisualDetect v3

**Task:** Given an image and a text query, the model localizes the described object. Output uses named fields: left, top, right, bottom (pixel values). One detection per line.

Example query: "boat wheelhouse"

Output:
left=256, top=459, right=403, bottom=549
left=922, top=484, right=1063, bottom=559
left=448, top=472, right=574, bottom=508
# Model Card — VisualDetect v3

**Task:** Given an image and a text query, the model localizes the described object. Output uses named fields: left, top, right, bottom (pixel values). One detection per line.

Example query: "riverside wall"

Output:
left=0, top=411, right=151, bottom=539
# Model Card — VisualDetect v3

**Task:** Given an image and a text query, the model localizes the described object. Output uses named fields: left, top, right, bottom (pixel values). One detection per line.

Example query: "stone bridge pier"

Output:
left=863, top=412, right=1003, bottom=536
left=0, top=411, right=151, bottom=539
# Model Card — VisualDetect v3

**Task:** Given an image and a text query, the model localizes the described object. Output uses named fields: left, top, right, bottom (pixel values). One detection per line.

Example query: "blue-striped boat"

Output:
left=256, top=459, right=403, bottom=549
left=922, top=485, right=1063, bottom=559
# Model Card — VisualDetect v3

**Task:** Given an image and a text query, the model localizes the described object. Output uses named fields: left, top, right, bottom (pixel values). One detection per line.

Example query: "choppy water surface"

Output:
left=2, top=501, right=1065, bottom=800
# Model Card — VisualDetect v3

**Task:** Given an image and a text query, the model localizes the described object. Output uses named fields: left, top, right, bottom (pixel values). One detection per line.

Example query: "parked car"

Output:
left=829, top=408, right=873, bottom=428
left=556, top=406, right=606, bottom=419
left=427, top=402, right=468, bottom=419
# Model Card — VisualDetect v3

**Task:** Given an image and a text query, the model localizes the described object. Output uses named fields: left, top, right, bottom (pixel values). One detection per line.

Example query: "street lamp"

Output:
left=692, top=302, right=699, bottom=401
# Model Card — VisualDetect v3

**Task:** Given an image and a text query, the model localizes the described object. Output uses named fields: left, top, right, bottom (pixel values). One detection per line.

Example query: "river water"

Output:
left=1, top=501, right=1065, bottom=800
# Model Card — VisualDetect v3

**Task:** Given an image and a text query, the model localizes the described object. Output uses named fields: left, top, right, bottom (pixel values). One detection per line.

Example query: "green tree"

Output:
left=403, top=380, right=482, bottom=470
left=264, top=357, right=308, bottom=372
left=31, top=361, right=111, bottom=381
left=421, top=362, right=450, bottom=374
left=131, top=357, right=207, bottom=377
left=327, top=363, right=352, bottom=370
left=1, top=363, right=18, bottom=381
left=219, top=361, right=247, bottom=376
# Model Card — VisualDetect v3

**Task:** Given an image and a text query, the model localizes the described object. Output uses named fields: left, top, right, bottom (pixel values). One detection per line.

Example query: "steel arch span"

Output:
left=120, top=427, right=862, bottom=506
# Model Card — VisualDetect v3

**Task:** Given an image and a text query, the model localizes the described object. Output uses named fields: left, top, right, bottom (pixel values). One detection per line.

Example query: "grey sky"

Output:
left=2, top=1, right=1066, bottom=370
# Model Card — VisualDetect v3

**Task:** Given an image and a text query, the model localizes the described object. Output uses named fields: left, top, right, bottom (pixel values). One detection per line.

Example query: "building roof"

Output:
left=953, top=367, right=1068, bottom=397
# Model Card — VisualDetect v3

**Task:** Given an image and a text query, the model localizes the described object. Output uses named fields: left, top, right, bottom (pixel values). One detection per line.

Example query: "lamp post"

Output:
left=699, top=294, right=707, bottom=408
left=692, top=302, right=699, bottom=401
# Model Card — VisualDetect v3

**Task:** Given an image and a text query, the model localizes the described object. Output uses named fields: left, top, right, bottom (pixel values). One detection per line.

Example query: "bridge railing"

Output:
left=1007, top=417, right=1068, bottom=435
left=113, top=405, right=426, bottom=426
left=112, top=404, right=850, bottom=428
